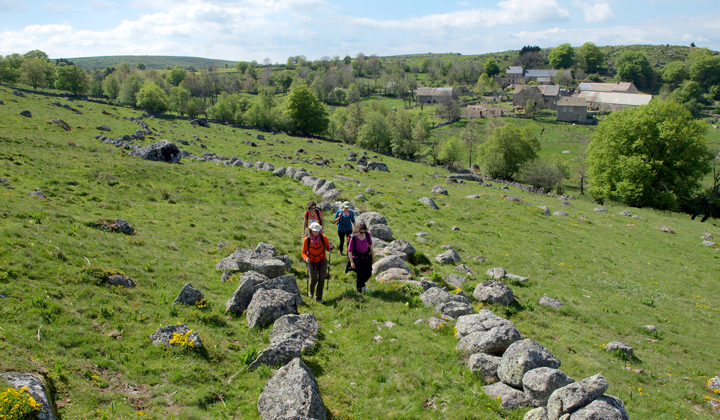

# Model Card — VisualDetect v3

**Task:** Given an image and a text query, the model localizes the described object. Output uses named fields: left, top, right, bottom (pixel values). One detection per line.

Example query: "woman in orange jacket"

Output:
left=302, top=222, right=334, bottom=303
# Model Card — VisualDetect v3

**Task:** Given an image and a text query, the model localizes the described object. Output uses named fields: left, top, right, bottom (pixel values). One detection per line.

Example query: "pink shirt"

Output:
left=348, top=233, right=372, bottom=257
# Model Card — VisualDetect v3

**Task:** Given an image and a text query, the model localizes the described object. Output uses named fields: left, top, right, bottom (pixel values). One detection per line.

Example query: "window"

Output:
left=562, top=108, right=567, bottom=112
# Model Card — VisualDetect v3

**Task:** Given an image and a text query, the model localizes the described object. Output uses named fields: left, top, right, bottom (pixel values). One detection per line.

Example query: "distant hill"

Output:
left=62, top=55, right=239, bottom=71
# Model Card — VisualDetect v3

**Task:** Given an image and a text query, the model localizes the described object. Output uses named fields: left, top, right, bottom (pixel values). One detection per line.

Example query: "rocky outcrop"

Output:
left=246, top=289, right=298, bottom=329
left=129, top=140, right=181, bottom=163
left=257, top=358, right=326, bottom=420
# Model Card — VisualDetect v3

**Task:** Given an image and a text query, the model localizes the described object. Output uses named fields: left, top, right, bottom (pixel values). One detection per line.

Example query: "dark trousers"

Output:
left=308, top=259, right=327, bottom=300
left=338, top=230, right=352, bottom=253
left=354, top=255, right=372, bottom=292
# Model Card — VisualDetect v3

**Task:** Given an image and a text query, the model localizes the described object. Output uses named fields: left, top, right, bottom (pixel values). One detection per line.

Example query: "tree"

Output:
left=118, top=75, right=142, bottom=107
left=461, top=119, right=482, bottom=168
left=102, top=74, right=120, bottom=99
left=484, top=58, right=500, bottom=77
left=554, top=70, right=570, bottom=88
left=439, top=136, right=463, bottom=168
left=20, top=58, right=49, bottom=89
left=548, top=43, right=575, bottom=69
left=55, top=65, right=88, bottom=95
left=23, top=50, right=49, bottom=60
left=207, top=92, right=249, bottom=123
left=475, top=73, right=499, bottom=96
left=689, top=54, right=720, bottom=91
left=169, top=86, right=192, bottom=116
left=167, top=65, right=187, bottom=87
left=358, top=111, right=392, bottom=152
left=586, top=100, right=712, bottom=210
left=0, top=55, right=21, bottom=84
left=577, top=42, right=604, bottom=73
left=346, top=83, right=360, bottom=103
left=136, top=62, right=146, bottom=70
left=615, top=51, right=653, bottom=88
left=136, top=82, right=169, bottom=114
left=284, top=83, right=329, bottom=135
left=477, top=122, right=540, bottom=179
left=662, top=61, right=689, bottom=87
left=438, top=100, right=461, bottom=122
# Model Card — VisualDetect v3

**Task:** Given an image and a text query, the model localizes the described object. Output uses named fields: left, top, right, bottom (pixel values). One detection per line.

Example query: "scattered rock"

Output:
left=376, top=268, right=412, bottom=282
left=482, top=381, right=529, bottom=410
left=385, top=240, right=416, bottom=257
left=174, top=283, right=204, bottom=305
left=372, top=255, right=411, bottom=277
left=455, top=264, right=476, bottom=275
left=257, top=358, right=326, bottom=420
left=605, top=341, right=633, bottom=358
left=445, top=274, right=467, bottom=288
left=561, top=201, right=571, bottom=206
left=594, top=207, right=608, bottom=212
left=20, top=110, right=32, bottom=118
left=468, top=353, right=501, bottom=383
left=451, top=226, right=460, bottom=231
left=546, top=374, right=609, bottom=420
left=29, top=190, right=47, bottom=198
left=498, top=339, right=561, bottom=388
left=619, top=210, right=632, bottom=216
left=656, top=226, right=675, bottom=234
left=427, top=317, right=446, bottom=329
left=355, top=211, right=387, bottom=227
left=553, top=211, right=569, bottom=217
left=505, top=273, right=529, bottom=283
left=246, top=289, right=298, bottom=329
left=109, top=218, right=135, bottom=235
left=418, top=197, right=440, bottom=210
left=436, top=301, right=474, bottom=318
left=486, top=267, right=506, bottom=280
left=455, top=311, right=522, bottom=355
left=431, top=185, right=448, bottom=195
left=225, top=275, right=255, bottom=313
left=97, top=125, right=111, bottom=131
left=436, top=249, right=461, bottom=264
left=129, top=140, right=181, bottom=163
left=537, top=206, right=551, bottom=216
left=250, top=314, right=319, bottom=369
left=368, top=224, right=393, bottom=241
left=474, top=280, right=514, bottom=305
left=643, top=325, right=657, bottom=332
left=522, top=367, right=575, bottom=407
left=708, top=376, right=720, bottom=393
left=539, top=297, right=563, bottom=310
left=107, top=274, right=136, bottom=288
left=505, top=195, right=523, bottom=203
left=474, top=256, right=487, bottom=263
left=254, top=275, right=304, bottom=307
left=420, top=287, right=470, bottom=307
left=149, top=323, right=202, bottom=348
left=702, top=240, right=717, bottom=246
left=1, top=372, right=59, bottom=420
left=567, top=395, right=629, bottom=420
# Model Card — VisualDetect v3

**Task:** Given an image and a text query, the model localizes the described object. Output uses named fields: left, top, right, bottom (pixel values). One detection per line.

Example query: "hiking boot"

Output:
left=315, top=298, right=326, bottom=304
left=308, top=292, right=314, bottom=298
left=362, top=286, right=367, bottom=293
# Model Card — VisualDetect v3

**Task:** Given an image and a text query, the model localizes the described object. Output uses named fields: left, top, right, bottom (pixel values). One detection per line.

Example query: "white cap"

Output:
left=309, top=222, right=322, bottom=232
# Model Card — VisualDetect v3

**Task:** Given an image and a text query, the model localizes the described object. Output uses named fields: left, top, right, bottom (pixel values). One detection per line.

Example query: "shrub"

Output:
left=0, top=386, right=43, bottom=419
left=519, top=156, right=570, bottom=193
left=79, top=267, right=125, bottom=285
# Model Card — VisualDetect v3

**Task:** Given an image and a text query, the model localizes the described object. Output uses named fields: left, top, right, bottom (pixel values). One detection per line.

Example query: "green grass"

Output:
left=1, top=85, right=719, bottom=419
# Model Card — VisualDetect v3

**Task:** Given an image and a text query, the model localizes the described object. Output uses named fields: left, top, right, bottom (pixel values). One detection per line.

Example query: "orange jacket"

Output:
left=302, top=234, right=330, bottom=263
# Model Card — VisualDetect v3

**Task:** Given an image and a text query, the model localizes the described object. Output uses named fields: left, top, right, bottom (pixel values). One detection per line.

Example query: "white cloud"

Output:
left=573, top=1, right=614, bottom=23
left=354, top=0, right=571, bottom=30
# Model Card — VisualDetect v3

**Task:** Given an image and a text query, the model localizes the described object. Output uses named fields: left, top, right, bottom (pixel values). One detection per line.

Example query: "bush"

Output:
left=79, top=267, right=125, bottom=286
left=0, top=386, right=42, bottom=419
left=519, top=156, right=570, bottom=194
left=477, top=122, right=540, bottom=180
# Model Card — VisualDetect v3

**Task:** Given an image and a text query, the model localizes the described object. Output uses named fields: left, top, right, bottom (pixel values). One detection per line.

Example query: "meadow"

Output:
left=1, top=86, right=719, bottom=419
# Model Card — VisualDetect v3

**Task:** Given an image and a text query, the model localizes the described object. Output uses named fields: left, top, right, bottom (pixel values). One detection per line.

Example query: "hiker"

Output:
left=332, top=201, right=356, bottom=255
left=302, top=201, right=324, bottom=237
left=347, top=222, right=374, bottom=293
left=302, top=222, right=334, bottom=303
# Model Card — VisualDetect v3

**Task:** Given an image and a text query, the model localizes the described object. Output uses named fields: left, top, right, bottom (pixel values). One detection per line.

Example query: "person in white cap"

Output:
left=332, top=201, right=356, bottom=256
left=302, top=222, right=333, bottom=303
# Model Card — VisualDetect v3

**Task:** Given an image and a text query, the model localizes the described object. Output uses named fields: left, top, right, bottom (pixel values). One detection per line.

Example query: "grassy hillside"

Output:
left=1, top=87, right=719, bottom=419
left=65, top=56, right=238, bottom=71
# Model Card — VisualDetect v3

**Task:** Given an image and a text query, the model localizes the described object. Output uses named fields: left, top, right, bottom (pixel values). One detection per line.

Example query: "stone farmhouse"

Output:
left=576, top=82, right=638, bottom=94
left=416, top=87, right=455, bottom=104
left=513, top=85, right=567, bottom=110
left=557, top=97, right=589, bottom=123
left=462, top=104, right=507, bottom=118
left=577, top=91, right=652, bottom=111
left=505, top=66, right=572, bottom=85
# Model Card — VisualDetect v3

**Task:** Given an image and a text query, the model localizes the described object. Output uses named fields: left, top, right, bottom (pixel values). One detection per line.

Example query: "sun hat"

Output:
left=309, top=222, right=322, bottom=232
left=342, top=201, right=351, bottom=208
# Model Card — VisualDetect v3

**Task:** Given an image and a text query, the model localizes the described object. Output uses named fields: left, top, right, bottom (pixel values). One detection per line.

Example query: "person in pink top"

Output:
left=347, top=222, right=375, bottom=293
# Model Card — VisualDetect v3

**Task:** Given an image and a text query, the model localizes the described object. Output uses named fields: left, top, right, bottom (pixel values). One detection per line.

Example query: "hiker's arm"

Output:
left=301, top=239, right=310, bottom=263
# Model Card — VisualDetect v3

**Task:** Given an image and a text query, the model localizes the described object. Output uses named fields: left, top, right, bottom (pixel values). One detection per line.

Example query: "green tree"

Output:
left=0, top=55, right=21, bottom=84
left=587, top=100, right=712, bottom=210
left=55, top=65, right=88, bottom=95
left=577, top=42, right=604, bottom=73
left=207, top=92, right=250, bottom=123
left=475, top=73, right=499, bottom=96
left=284, top=83, right=329, bottom=135
left=347, top=83, right=360, bottom=103
left=168, top=86, right=192, bottom=116
left=358, top=111, right=392, bottom=152
left=461, top=119, right=481, bottom=168
left=102, top=74, right=120, bottom=99
left=438, top=100, right=461, bottom=122
left=484, top=58, right=500, bottom=77
left=439, top=136, right=463, bottom=168
left=136, top=62, right=146, bottom=70
left=136, top=82, right=169, bottom=114
left=548, top=43, right=575, bottom=69
left=661, top=61, right=688, bottom=87
left=118, top=75, right=142, bottom=107
left=20, top=58, right=49, bottom=89
left=167, top=65, right=187, bottom=87
left=23, top=50, right=49, bottom=60
left=689, top=54, right=720, bottom=91
left=235, top=62, right=249, bottom=73
left=477, top=123, right=540, bottom=179
left=615, top=51, right=653, bottom=88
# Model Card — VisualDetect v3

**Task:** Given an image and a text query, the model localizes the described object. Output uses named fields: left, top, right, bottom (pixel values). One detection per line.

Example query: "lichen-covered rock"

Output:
left=129, top=140, right=181, bottom=163
left=524, top=407, right=549, bottom=420
left=418, top=197, right=440, bottom=210
left=435, top=301, right=473, bottom=318
left=273, top=167, right=286, bottom=177
left=149, top=323, right=203, bottom=348
left=456, top=324, right=522, bottom=356
left=473, top=280, right=514, bottom=305
left=372, top=255, right=411, bottom=276
left=255, top=242, right=277, bottom=259
left=605, top=341, right=633, bottom=358
left=1, top=372, right=59, bottom=420
left=369, top=224, right=393, bottom=241
left=553, top=211, right=569, bottom=217
left=436, top=249, right=461, bottom=264
left=356, top=211, right=387, bottom=227
left=375, top=268, right=412, bottom=282
left=482, top=381, right=530, bottom=410
left=427, top=317, right=446, bottom=329
left=498, top=339, right=561, bottom=388
left=268, top=314, right=319, bottom=351
left=250, top=314, right=319, bottom=369
left=454, top=310, right=516, bottom=338
left=107, top=274, right=136, bottom=288
left=238, top=270, right=270, bottom=286
left=257, top=358, right=326, bottom=420
left=246, top=289, right=298, bottom=329
left=236, top=259, right=288, bottom=278
left=468, top=353, right=501, bottom=383
left=539, top=297, right=563, bottom=310
left=537, top=206, right=551, bottom=216
left=431, top=185, right=448, bottom=195
left=455, top=264, right=476, bottom=275
left=567, top=395, right=629, bottom=420
left=445, top=274, right=467, bottom=289
left=486, top=267, right=506, bottom=280
left=386, top=240, right=416, bottom=256
left=254, top=275, right=304, bottom=307
left=225, top=276, right=255, bottom=313
left=110, top=218, right=135, bottom=235
left=546, top=374, right=609, bottom=420
left=285, top=166, right=296, bottom=178
left=420, top=287, right=470, bottom=307
left=522, top=367, right=575, bottom=407
left=174, top=283, right=204, bottom=305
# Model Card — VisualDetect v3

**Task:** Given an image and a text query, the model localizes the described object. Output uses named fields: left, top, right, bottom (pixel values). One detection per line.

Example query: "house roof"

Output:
left=417, top=87, right=454, bottom=97
left=513, top=84, right=560, bottom=97
left=523, top=69, right=572, bottom=79
left=576, top=82, right=637, bottom=93
left=578, top=91, right=652, bottom=106
left=507, top=66, right=524, bottom=75
left=558, top=97, right=588, bottom=107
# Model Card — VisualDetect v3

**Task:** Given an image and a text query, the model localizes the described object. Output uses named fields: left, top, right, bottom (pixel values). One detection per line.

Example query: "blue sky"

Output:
left=1, top=0, right=718, bottom=62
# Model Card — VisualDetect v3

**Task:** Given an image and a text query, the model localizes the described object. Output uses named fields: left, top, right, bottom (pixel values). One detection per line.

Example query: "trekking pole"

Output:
left=326, top=249, right=331, bottom=291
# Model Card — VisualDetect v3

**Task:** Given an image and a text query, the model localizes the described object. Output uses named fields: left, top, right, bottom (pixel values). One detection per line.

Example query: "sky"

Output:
left=1, top=0, right=719, bottom=62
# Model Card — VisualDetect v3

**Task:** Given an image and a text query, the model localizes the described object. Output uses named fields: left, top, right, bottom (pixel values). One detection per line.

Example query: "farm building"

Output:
left=557, top=97, right=589, bottom=123
left=505, top=66, right=572, bottom=84
left=577, top=91, right=652, bottom=111
left=416, top=87, right=455, bottom=104
left=513, top=85, right=565, bottom=110
left=576, top=82, right=639, bottom=94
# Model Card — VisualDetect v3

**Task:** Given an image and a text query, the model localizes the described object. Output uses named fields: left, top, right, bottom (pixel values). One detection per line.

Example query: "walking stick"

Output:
left=326, top=247, right=331, bottom=291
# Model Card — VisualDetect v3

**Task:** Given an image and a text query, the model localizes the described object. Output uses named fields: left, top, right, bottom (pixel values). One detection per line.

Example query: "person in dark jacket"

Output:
left=347, top=222, right=374, bottom=293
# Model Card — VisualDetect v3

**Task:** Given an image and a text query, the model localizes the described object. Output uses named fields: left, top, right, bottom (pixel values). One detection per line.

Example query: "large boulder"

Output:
left=605, top=341, right=633, bottom=358
left=418, top=197, right=440, bottom=210
left=385, top=240, right=416, bottom=257
left=468, top=353, right=502, bottom=383
left=272, top=167, right=286, bottom=177
left=498, top=339, right=561, bottom=388
left=456, top=315, right=522, bottom=355
left=375, top=268, right=412, bottom=282
left=420, top=287, right=470, bottom=307
left=432, top=185, right=449, bottom=195
left=149, top=323, right=203, bottom=348
left=524, top=408, right=548, bottom=420
left=250, top=314, right=319, bottom=369
left=367, top=161, right=388, bottom=171
left=368, top=224, right=393, bottom=241
left=315, top=181, right=336, bottom=196
left=522, top=368, right=575, bottom=407
left=1, top=372, right=59, bottom=420
left=254, top=242, right=277, bottom=259
left=473, top=280, right=514, bottom=305
left=567, top=395, right=629, bottom=420
left=174, top=283, right=204, bottom=305
left=436, top=249, right=461, bottom=264
left=129, top=140, right=181, bottom=163
left=372, top=255, right=411, bottom=276
left=436, top=301, right=473, bottom=318
left=482, top=381, right=530, bottom=410
left=301, top=176, right=320, bottom=189
left=246, top=289, right=298, bottom=329
left=268, top=314, right=319, bottom=351
left=225, top=276, right=255, bottom=313
left=539, top=297, right=563, bottom=310
left=546, top=374, right=609, bottom=420
left=445, top=274, right=467, bottom=289
left=356, top=211, right=387, bottom=227
left=486, top=267, right=506, bottom=280
left=257, top=358, right=326, bottom=420
left=285, top=166, right=296, bottom=178
left=294, top=171, right=309, bottom=181
left=254, top=275, right=304, bottom=307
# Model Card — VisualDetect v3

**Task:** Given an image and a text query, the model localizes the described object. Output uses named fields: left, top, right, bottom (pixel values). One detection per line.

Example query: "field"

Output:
left=1, top=86, right=720, bottom=419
